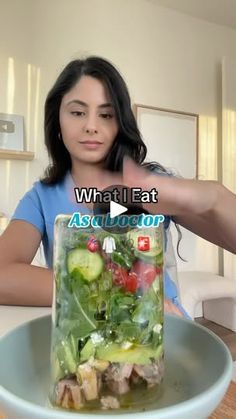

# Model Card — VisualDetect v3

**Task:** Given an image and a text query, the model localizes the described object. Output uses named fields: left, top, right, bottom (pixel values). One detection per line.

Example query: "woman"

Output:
left=0, top=56, right=235, bottom=310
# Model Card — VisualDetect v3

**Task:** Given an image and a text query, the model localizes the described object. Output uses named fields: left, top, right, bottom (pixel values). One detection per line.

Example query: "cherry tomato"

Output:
left=125, top=272, right=138, bottom=292
left=106, top=262, right=138, bottom=292
left=106, top=262, right=128, bottom=287
left=131, top=261, right=162, bottom=288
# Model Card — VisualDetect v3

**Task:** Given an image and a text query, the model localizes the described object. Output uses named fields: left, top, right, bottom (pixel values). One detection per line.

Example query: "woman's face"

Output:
left=59, top=75, right=119, bottom=166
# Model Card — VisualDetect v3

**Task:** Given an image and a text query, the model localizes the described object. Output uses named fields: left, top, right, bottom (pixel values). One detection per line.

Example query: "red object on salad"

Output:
left=87, top=236, right=99, bottom=252
left=137, top=236, right=150, bottom=251
left=107, top=262, right=138, bottom=292
left=125, top=272, right=138, bottom=292
left=131, top=260, right=162, bottom=289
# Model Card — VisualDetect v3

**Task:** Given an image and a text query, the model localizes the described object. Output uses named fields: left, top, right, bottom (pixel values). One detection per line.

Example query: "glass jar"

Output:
left=49, top=213, right=164, bottom=412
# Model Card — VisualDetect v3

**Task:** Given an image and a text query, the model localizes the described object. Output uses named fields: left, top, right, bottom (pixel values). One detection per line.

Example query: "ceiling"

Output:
left=153, top=0, right=236, bottom=30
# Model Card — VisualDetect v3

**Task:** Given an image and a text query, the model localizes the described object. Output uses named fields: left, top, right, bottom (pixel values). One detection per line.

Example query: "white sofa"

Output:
left=178, top=270, right=236, bottom=331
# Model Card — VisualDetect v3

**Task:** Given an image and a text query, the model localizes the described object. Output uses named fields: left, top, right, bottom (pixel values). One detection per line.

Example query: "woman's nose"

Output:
left=85, top=127, right=98, bottom=134
left=83, top=114, right=98, bottom=134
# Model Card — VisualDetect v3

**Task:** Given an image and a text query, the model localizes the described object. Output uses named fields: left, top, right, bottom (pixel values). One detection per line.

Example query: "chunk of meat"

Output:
left=104, top=363, right=133, bottom=395
left=61, top=389, right=70, bottom=409
left=101, top=395, right=120, bottom=410
left=107, top=378, right=130, bottom=395
left=55, top=378, right=84, bottom=409
left=130, top=370, right=144, bottom=386
left=70, top=384, right=85, bottom=409
left=105, top=363, right=133, bottom=381
left=133, top=358, right=164, bottom=387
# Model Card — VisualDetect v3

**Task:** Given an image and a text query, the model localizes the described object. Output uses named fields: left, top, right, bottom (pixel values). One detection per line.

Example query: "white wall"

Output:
left=0, top=0, right=47, bottom=216
left=1, top=0, right=236, bottom=272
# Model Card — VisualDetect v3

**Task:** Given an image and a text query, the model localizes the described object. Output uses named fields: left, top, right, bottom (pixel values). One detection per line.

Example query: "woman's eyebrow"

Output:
left=66, top=99, right=113, bottom=108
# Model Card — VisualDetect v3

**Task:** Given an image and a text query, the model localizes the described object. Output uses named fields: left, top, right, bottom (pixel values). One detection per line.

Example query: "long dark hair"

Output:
left=42, top=56, right=166, bottom=184
left=42, top=56, right=183, bottom=257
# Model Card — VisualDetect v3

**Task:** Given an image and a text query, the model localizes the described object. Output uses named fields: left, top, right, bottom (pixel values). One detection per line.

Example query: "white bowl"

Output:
left=0, top=314, right=233, bottom=419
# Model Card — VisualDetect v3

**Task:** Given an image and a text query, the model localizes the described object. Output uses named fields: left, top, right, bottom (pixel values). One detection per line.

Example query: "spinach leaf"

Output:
left=132, top=286, right=161, bottom=326
left=115, top=321, right=141, bottom=342
left=131, top=286, right=163, bottom=346
left=58, top=275, right=97, bottom=340
left=108, top=290, right=135, bottom=323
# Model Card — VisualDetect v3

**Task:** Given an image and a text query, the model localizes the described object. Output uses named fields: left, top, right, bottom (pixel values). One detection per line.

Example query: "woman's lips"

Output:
left=80, top=141, right=102, bottom=149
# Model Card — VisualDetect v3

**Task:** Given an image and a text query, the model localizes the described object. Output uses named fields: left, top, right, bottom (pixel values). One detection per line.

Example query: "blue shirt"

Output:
left=12, top=171, right=190, bottom=318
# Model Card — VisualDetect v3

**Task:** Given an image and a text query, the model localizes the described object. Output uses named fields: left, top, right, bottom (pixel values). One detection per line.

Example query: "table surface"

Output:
left=0, top=305, right=235, bottom=418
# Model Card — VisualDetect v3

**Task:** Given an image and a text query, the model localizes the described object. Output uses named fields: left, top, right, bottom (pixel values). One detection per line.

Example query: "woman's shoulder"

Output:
left=32, top=173, right=69, bottom=196
left=17, top=174, right=70, bottom=214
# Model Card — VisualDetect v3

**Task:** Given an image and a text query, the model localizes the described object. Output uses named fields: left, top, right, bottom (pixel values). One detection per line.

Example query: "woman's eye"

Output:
left=70, top=111, right=84, bottom=116
left=100, top=113, right=113, bottom=119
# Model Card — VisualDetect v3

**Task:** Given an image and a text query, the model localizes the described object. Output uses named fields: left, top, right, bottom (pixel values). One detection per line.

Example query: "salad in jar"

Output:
left=49, top=214, right=164, bottom=412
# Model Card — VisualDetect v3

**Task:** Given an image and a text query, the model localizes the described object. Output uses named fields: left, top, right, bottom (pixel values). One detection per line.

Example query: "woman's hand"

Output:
left=164, top=298, right=184, bottom=317
left=123, top=159, right=236, bottom=254
left=122, top=158, right=236, bottom=253
left=92, top=156, right=236, bottom=253
left=92, top=157, right=188, bottom=215
left=97, top=156, right=218, bottom=216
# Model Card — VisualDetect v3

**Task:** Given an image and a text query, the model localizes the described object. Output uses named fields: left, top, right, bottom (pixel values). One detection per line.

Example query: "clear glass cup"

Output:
left=49, top=213, right=164, bottom=412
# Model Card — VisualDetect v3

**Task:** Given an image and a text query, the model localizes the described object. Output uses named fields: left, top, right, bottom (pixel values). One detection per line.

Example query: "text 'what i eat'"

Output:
left=74, top=187, right=158, bottom=204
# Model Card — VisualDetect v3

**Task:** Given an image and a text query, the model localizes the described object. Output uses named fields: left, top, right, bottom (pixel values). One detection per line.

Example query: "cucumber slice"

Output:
left=134, top=248, right=163, bottom=265
left=67, top=248, right=103, bottom=281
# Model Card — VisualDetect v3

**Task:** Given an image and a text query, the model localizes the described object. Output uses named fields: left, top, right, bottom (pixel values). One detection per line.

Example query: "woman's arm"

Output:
left=122, top=159, right=236, bottom=254
left=161, top=179, right=236, bottom=254
left=0, top=220, right=53, bottom=306
left=155, top=177, right=236, bottom=254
